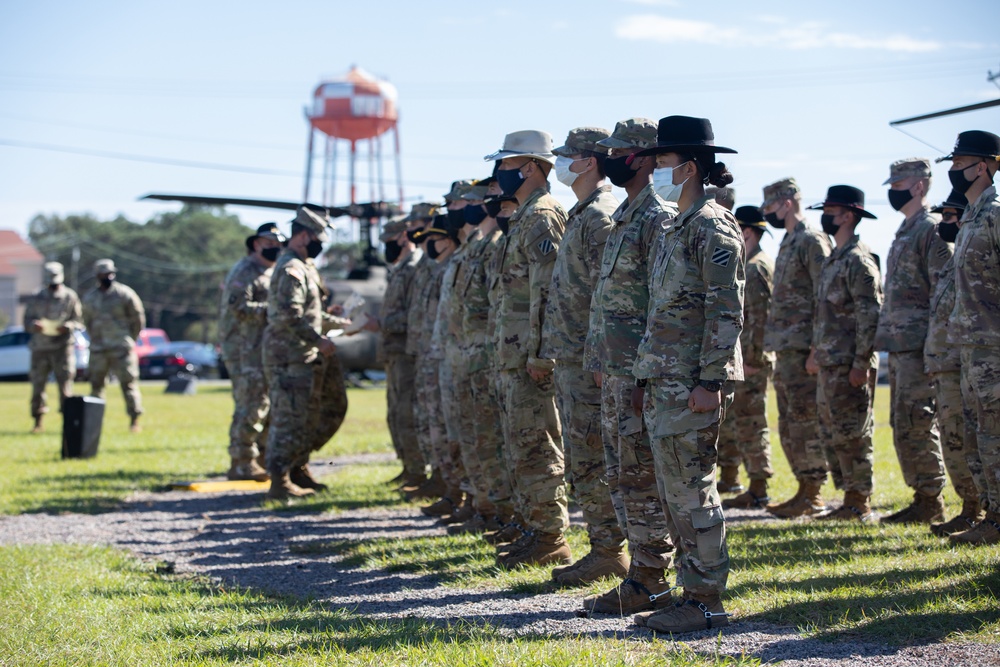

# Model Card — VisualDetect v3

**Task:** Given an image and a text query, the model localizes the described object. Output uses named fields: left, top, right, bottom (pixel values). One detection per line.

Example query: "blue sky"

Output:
left=1, top=0, right=998, bottom=262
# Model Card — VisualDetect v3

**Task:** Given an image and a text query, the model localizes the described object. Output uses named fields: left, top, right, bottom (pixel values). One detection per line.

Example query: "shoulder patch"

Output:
left=936, top=245, right=951, bottom=259
left=711, top=246, right=733, bottom=268
left=286, top=266, right=305, bottom=282
left=705, top=232, right=742, bottom=286
left=537, top=238, right=555, bottom=256
left=864, top=274, right=875, bottom=287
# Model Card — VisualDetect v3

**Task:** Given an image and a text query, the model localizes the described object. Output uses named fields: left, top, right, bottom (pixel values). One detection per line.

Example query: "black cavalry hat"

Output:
left=807, top=185, right=877, bottom=219
left=245, top=222, right=286, bottom=251
left=936, top=130, right=1000, bottom=163
left=638, top=115, right=737, bottom=156
left=734, top=205, right=770, bottom=235
left=931, top=189, right=969, bottom=214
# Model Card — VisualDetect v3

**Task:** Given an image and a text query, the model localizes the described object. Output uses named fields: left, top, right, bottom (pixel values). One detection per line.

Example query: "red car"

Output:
left=134, top=328, right=170, bottom=359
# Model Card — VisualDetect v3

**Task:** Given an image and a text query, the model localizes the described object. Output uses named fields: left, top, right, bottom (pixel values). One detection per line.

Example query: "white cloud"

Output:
left=615, top=14, right=943, bottom=53
left=620, top=0, right=681, bottom=7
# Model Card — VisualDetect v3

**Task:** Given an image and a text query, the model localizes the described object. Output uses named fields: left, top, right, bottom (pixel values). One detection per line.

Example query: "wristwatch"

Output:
left=634, top=378, right=648, bottom=388
left=698, top=379, right=722, bottom=392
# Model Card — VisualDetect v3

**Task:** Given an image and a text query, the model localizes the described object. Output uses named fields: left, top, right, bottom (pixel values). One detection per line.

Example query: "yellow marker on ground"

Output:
left=170, top=479, right=270, bottom=492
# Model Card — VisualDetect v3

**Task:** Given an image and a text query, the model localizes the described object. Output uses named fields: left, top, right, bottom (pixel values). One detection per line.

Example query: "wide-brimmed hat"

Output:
left=554, top=126, right=612, bottom=156
left=94, top=258, right=116, bottom=275
left=483, top=130, right=555, bottom=165
left=292, top=204, right=331, bottom=241
left=44, top=261, right=65, bottom=285
left=639, top=115, right=737, bottom=156
left=931, top=189, right=969, bottom=214
left=444, top=179, right=476, bottom=203
left=735, top=205, right=770, bottom=235
left=807, top=185, right=877, bottom=219
left=459, top=177, right=493, bottom=201
left=406, top=202, right=439, bottom=224
left=246, top=222, right=286, bottom=250
left=936, top=130, right=1000, bottom=163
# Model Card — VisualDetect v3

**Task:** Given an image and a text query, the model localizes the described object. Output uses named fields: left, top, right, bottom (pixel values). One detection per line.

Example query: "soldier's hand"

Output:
left=526, top=365, right=551, bottom=382
left=805, top=350, right=819, bottom=376
left=57, top=325, right=70, bottom=335
left=849, top=367, right=868, bottom=388
left=689, top=385, right=721, bottom=414
left=362, top=315, right=381, bottom=333
left=630, top=386, right=644, bottom=417
left=30, top=321, right=42, bottom=333
left=318, top=337, right=337, bottom=357
left=327, top=303, right=345, bottom=316
left=593, top=371, right=603, bottom=388
left=743, top=363, right=759, bottom=377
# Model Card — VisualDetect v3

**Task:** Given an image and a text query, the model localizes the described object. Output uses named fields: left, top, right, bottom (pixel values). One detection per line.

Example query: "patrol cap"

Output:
left=882, top=158, right=932, bottom=185
left=553, top=127, right=612, bottom=156
left=936, top=130, right=1000, bottom=163
left=930, top=189, right=969, bottom=214
left=807, top=184, right=877, bottom=219
left=444, top=179, right=476, bottom=203
left=406, top=202, right=438, bottom=224
left=761, top=177, right=801, bottom=207
left=596, top=118, right=657, bottom=151
left=292, top=204, right=331, bottom=242
left=44, top=261, right=64, bottom=285
left=94, top=258, right=116, bottom=275
left=459, top=178, right=492, bottom=201
left=379, top=215, right=409, bottom=242
left=484, top=130, right=556, bottom=165
left=735, top=205, right=770, bottom=235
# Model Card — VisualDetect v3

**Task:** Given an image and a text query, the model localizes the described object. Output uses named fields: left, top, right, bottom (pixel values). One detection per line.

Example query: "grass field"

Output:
left=0, top=380, right=998, bottom=666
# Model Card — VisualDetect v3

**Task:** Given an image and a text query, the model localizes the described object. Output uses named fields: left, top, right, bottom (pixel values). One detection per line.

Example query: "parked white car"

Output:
left=0, top=326, right=90, bottom=380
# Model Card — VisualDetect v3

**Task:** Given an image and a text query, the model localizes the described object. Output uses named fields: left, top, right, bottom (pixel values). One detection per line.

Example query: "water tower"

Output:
left=303, top=67, right=402, bottom=208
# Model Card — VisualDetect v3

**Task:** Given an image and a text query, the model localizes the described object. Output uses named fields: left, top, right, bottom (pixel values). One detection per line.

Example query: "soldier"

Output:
left=632, top=115, right=744, bottom=633
left=82, top=259, right=145, bottom=432
left=806, top=186, right=883, bottom=523
left=483, top=130, right=570, bottom=568
left=221, top=223, right=285, bottom=481
left=877, top=158, right=951, bottom=524
left=925, top=190, right=984, bottom=536
left=24, top=262, right=82, bottom=433
left=719, top=207, right=776, bottom=509
left=262, top=205, right=351, bottom=500
left=760, top=178, right=833, bottom=518
left=541, top=127, right=627, bottom=586
left=707, top=186, right=736, bottom=211
left=938, top=130, right=1000, bottom=546
left=582, top=118, right=678, bottom=615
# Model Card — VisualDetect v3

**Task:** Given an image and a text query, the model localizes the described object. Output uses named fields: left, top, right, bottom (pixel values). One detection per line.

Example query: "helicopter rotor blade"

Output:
left=140, top=193, right=401, bottom=219
left=890, top=98, right=1000, bottom=126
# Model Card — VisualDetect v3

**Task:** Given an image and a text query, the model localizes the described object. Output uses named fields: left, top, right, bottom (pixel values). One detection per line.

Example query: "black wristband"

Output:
left=698, top=379, right=722, bottom=392
left=635, top=378, right=648, bottom=388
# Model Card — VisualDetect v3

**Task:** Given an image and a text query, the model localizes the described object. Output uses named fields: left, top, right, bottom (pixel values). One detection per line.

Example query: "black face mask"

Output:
left=603, top=155, right=638, bottom=187
left=949, top=163, right=982, bottom=195
left=48, top=284, right=60, bottom=292
left=887, top=187, right=914, bottom=212
left=306, top=239, right=324, bottom=259
left=496, top=216, right=511, bottom=235
left=427, top=240, right=442, bottom=260
left=764, top=211, right=783, bottom=229
left=447, top=208, right=466, bottom=229
left=496, top=167, right=525, bottom=197
left=938, top=221, right=959, bottom=243
left=99, top=277, right=114, bottom=288
left=384, top=240, right=402, bottom=264
left=463, top=205, right=487, bottom=225
left=261, top=247, right=280, bottom=262
left=484, top=199, right=503, bottom=218
left=820, top=214, right=841, bottom=236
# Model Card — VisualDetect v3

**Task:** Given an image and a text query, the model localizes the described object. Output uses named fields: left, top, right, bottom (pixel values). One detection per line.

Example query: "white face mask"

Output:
left=652, top=161, right=690, bottom=202
left=555, top=156, right=581, bottom=187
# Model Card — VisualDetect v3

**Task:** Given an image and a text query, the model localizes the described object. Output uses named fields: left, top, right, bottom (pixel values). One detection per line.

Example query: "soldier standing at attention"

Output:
left=82, top=258, right=145, bottom=433
left=582, top=118, right=678, bottom=616
left=877, top=158, right=951, bottom=525
left=806, top=186, right=883, bottom=523
left=542, top=127, right=626, bottom=586
left=221, top=223, right=285, bottom=481
left=483, top=130, right=570, bottom=568
left=759, top=178, right=833, bottom=518
left=719, top=207, right=776, bottom=509
left=632, top=115, right=744, bottom=634
left=263, top=205, right=350, bottom=500
left=24, top=262, right=82, bottom=433
left=938, top=130, right=1000, bottom=546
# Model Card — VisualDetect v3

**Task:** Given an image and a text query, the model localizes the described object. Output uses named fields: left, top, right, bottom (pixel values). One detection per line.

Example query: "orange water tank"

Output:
left=308, top=67, right=398, bottom=142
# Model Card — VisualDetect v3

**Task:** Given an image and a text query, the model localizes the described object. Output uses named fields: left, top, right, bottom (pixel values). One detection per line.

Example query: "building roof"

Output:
left=0, top=230, right=44, bottom=276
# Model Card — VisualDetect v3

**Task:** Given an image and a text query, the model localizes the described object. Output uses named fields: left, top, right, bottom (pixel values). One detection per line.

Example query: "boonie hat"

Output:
left=484, top=130, right=556, bottom=165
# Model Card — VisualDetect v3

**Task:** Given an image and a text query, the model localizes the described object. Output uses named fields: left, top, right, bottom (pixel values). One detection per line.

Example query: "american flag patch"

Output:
left=537, top=238, right=555, bottom=255
left=711, top=247, right=733, bottom=267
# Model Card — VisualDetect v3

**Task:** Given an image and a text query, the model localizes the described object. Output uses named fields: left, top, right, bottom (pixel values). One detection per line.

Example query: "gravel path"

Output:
left=1, top=454, right=996, bottom=666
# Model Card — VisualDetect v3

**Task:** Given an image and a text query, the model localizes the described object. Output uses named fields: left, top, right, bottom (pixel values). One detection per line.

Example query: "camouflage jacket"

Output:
left=485, top=228, right=506, bottom=368
left=584, top=184, right=676, bottom=375
left=924, top=256, right=959, bottom=374
left=82, top=281, right=145, bottom=352
left=437, top=243, right=469, bottom=370
left=24, top=284, right=82, bottom=352
left=379, top=249, right=421, bottom=357
left=950, top=185, right=1000, bottom=347
left=223, top=254, right=273, bottom=369
left=460, top=227, right=502, bottom=373
left=813, top=235, right=883, bottom=370
left=492, top=187, right=567, bottom=371
left=765, top=220, right=831, bottom=352
left=422, top=254, right=451, bottom=361
left=263, top=248, right=347, bottom=367
left=218, top=255, right=249, bottom=356
left=541, top=185, right=618, bottom=363
left=635, top=194, right=745, bottom=382
left=743, top=246, right=776, bottom=370
left=874, top=207, right=951, bottom=352
left=404, top=254, right=435, bottom=357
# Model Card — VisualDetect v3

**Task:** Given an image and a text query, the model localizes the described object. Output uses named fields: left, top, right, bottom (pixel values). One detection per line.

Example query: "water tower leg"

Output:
left=303, top=127, right=315, bottom=202
left=368, top=138, right=376, bottom=204
left=330, top=139, right=338, bottom=207
left=322, top=136, right=332, bottom=206
left=349, top=140, right=357, bottom=205
left=376, top=134, right=385, bottom=204
left=393, top=125, right=403, bottom=208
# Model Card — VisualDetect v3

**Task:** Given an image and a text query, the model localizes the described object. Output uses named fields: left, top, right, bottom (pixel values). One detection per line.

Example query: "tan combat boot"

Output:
left=129, top=416, right=141, bottom=433
left=949, top=512, right=1000, bottom=546
left=446, top=513, right=489, bottom=536
left=440, top=496, right=476, bottom=525
left=496, top=530, right=535, bottom=558
left=552, top=544, right=630, bottom=586
left=31, top=416, right=43, bottom=434
left=485, top=521, right=523, bottom=546
left=639, top=595, right=730, bottom=633
left=769, top=481, right=826, bottom=518
left=722, top=478, right=770, bottom=509
left=931, top=497, right=985, bottom=537
left=499, top=531, right=572, bottom=569
left=582, top=565, right=676, bottom=615
left=816, top=490, right=873, bottom=522
left=881, top=492, right=945, bottom=525
left=227, top=458, right=270, bottom=482
left=404, top=470, right=446, bottom=501
left=421, top=491, right=462, bottom=517
left=766, top=481, right=805, bottom=515
left=716, top=466, right=745, bottom=495
left=290, top=464, right=328, bottom=491
left=266, top=469, right=316, bottom=500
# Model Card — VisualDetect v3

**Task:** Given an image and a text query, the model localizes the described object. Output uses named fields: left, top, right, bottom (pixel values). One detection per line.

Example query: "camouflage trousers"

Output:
left=89, top=346, right=143, bottom=419
left=228, top=364, right=270, bottom=461
left=265, top=357, right=348, bottom=473
left=555, top=364, right=623, bottom=551
left=933, top=371, right=980, bottom=505
left=29, top=346, right=74, bottom=418
left=494, top=368, right=523, bottom=521
left=601, top=374, right=674, bottom=569
left=888, top=351, right=945, bottom=497
left=385, top=353, right=424, bottom=477
left=773, top=350, right=828, bottom=484
left=437, top=358, right=466, bottom=493
left=717, top=366, right=774, bottom=480
left=497, top=367, right=568, bottom=534
left=960, top=346, right=1000, bottom=514
left=816, top=364, right=876, bottom=496
left=414, top=356, right=445, bottom=474
left=468, top=366, right=513, bottom=519
left=221, top=343, right=242, bottom=452
left=643, top=379, right=732, bottom=598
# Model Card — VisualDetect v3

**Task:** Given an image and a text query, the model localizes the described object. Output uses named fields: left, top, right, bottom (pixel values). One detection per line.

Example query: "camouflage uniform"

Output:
left=24, top=281, right=82, bottom=419
left=950, top=185, right=1000, bottom=515
left=541, top=183, right=621, bottom=551
left=82, top=280, right=145, bottom=419
left=219, top=258, right=245, bottom=441
left=585, top=183, right=677, bottom=569
left=406, top=254, right=437, bottom=467
left=494, top=186, right=568, bottom=535
left=875, top=195, right=950, bottom=499
left=416, top=254, right=452, bottom=486
left=718, top=246, right=775, bottom=481
left=814, top=235, right=883, bottom=498
left=263, top=248, right=349, bottom=475
left=635, top=193, right=745, bottom=599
